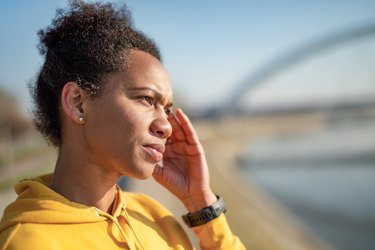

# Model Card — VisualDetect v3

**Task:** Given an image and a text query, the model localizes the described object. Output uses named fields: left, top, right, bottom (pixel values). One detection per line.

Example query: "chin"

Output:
left=136, top=175, right=151, bottom=181
left=132, top=163, right=157, bottom=180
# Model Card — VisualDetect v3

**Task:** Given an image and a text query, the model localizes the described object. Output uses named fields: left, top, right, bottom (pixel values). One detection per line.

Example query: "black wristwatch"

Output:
left=182, top=195, right=226, bottom=227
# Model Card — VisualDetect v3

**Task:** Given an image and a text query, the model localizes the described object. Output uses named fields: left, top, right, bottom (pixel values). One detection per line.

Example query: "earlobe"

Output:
left=78, top=115, right=85, bottom=123
left=61, top=82, right=86, bottom=124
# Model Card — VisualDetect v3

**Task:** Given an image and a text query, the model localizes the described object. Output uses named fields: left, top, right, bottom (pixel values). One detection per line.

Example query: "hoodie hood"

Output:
left=0, top=173, right=109, bottom=233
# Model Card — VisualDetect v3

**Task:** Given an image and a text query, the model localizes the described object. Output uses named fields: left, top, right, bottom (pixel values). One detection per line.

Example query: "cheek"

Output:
left=86, top=97, right=152, bottom=143
left=103, top=111, right=150, bottom=147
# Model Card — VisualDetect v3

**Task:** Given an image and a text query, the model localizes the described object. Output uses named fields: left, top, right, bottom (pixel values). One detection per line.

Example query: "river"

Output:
left=241, top=118, right=375, bottom=250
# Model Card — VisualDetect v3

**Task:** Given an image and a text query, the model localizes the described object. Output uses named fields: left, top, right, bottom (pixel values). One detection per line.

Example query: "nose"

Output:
left=150, top=113, right=172, bottom=139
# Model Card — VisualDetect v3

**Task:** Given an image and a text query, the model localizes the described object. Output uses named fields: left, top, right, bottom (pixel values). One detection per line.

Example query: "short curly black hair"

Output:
left=30, top=0, right=161, bottom=147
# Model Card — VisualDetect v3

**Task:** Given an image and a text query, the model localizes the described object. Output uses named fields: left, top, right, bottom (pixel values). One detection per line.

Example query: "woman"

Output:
left=0, top=1, right=244, bottom=249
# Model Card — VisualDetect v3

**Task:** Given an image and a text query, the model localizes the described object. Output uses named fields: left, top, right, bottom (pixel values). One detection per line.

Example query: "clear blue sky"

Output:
left=1, top=0, right=375, bottom=114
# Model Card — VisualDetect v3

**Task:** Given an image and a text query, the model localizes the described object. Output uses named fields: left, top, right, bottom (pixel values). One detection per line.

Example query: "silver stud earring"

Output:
left=78, top=116, right=84, bottom=122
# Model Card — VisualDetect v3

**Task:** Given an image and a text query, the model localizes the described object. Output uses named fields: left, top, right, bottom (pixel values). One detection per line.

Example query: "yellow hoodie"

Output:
left=0, top=174, right=244, bottom=249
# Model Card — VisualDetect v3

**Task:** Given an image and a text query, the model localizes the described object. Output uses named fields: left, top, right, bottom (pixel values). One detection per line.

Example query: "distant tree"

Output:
left=0, top=88, right=31, bottom=140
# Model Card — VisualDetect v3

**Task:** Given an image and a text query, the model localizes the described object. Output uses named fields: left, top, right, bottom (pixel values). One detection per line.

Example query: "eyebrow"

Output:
left=127, top=86, right=173, bottom=107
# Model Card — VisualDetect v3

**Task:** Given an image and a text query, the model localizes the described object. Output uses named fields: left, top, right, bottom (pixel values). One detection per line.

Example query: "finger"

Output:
left=164, top=141, right=201, bottom=158
left=175, top=109, right=199, bottom=145
left=168, top=112, right=185, bottom=142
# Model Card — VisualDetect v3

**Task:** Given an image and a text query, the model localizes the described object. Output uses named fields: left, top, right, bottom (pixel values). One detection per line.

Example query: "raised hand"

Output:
left=152, top=109, right=217, bottom=212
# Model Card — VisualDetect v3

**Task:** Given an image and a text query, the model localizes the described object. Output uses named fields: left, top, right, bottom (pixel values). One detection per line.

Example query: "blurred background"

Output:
left=1, top=1, right=375, bottom=249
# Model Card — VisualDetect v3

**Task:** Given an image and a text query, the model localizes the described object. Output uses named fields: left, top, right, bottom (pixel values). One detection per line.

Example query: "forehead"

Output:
left=101, top=50, right=173, bottom=103
left=124, top=50, right=172, bottom=94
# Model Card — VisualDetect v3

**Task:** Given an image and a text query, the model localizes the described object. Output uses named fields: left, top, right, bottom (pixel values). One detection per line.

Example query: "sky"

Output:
left=1, top=0, right=375, bottom=115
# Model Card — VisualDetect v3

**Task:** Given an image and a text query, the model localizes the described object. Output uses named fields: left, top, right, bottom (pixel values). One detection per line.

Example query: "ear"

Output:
left=61, top=82, right=87, bottom=124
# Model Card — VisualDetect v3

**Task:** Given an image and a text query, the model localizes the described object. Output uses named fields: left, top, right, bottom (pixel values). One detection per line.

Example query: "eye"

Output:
left=138, top=96, right=154, bottom=106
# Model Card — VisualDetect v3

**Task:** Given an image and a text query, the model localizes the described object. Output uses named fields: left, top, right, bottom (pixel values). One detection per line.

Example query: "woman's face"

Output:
left=83, top=50, right=173, bottom=179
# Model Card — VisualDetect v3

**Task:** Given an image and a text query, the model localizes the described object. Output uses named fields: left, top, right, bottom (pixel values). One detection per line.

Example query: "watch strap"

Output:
left=182, top=195, right=226, bottom=227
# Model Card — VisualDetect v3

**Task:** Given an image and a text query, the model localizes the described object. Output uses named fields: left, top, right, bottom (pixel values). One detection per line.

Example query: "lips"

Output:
left=143, top=144, right=165, bottom=162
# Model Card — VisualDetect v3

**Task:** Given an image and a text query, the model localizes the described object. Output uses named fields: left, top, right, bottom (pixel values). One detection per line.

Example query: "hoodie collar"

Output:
left=0, top=173, right=126, bottom=233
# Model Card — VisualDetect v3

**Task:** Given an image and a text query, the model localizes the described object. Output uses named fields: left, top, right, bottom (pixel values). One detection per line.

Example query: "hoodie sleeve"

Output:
left=193, top=214, right=246, bottom=250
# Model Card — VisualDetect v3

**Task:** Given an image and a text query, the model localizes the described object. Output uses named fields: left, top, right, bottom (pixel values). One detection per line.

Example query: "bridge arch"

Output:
left=222, top=21, right=375, bottom=114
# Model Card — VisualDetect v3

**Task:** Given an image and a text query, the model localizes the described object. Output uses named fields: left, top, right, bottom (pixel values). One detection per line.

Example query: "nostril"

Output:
left=156, top=130, right=164, bottom=137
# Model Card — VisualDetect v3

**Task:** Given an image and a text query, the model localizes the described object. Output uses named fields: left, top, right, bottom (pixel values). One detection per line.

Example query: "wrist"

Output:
left=182, top=192, right=217, bottom=213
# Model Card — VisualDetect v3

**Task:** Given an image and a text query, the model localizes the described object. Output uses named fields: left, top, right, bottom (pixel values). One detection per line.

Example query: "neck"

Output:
left=50, top=146, right=119, bottom=214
